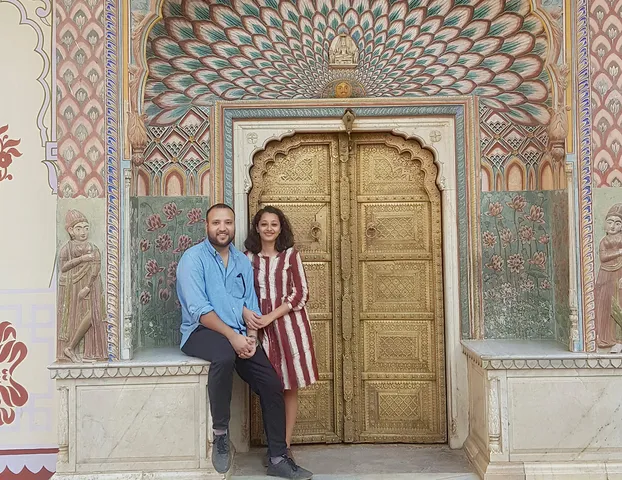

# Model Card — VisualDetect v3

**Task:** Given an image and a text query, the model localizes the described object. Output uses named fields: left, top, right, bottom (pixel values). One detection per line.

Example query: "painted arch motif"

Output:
left=144, top=0, right=553, bottom=126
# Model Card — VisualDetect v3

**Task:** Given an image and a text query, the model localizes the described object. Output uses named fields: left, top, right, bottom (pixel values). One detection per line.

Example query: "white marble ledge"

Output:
left=462, top=339, right=622, bottom=370
left=48, top=347, right=210, bottom=379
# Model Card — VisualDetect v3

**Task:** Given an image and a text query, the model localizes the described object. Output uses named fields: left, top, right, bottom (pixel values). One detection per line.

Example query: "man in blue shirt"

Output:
left=177, top=203, right=312, bottom=479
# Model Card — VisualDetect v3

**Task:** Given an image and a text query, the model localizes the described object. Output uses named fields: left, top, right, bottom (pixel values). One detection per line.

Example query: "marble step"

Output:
left=229, top=445, right=479, bottom=480
left=230, top=475, right=477, bottom=479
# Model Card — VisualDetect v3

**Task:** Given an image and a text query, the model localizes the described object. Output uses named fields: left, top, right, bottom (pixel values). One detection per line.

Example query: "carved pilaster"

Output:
left=548, top=64, right=570, bottom=188
left=127, top=110, right=148, bottom=196
left=488, top=377, right=502, bottom=455
left=58, top=386, right=69, bottom=464
left=566, top=161, right=581, bottom=350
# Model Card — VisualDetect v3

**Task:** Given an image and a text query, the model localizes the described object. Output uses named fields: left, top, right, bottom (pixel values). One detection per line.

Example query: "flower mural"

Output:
left=186, top=208, right=204, bottom=225
left=0, top=321, right=29, bottom=426
left=145, top=0, right=552, bottom=126
left=481, top=192, right=555, bottom=339
left=134, top=198, right=207, bottom=347
left=0, top=125, right=22, bottom=182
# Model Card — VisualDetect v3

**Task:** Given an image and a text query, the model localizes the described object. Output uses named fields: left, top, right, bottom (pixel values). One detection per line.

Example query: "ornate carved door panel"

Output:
left=349, top=133, right=446, bottom=443
left=248, top=132, right=446, bottom=445
left=249, top=134, right=343, bottom=444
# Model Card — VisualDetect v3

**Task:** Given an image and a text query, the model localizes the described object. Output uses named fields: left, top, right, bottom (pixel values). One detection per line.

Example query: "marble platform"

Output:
left=231, top=444, right=478, bottom=480
left=49, top=347, right=239, bottom=480
left=462, top=339, right=622, bottom=480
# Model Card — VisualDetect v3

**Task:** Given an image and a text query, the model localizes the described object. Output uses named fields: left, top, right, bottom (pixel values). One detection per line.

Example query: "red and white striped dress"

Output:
left=246, top=247, right=319, bottom=390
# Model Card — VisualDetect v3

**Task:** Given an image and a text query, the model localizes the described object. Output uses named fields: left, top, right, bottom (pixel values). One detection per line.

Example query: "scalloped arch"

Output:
left=133, top=0, right=557, bottom=127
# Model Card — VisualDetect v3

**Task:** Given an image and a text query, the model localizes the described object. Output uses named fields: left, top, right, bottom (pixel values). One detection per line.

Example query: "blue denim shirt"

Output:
left=176, top=239, right=261, bottom=348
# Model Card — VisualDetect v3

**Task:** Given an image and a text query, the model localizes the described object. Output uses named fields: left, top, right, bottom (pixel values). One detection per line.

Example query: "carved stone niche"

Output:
left=56, top=209, right=108, bottom=364
left=329, top=32, right=358, bottom=68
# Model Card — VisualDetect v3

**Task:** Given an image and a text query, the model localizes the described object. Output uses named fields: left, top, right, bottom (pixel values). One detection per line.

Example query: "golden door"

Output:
left=249, top=132, right=446, bottom=444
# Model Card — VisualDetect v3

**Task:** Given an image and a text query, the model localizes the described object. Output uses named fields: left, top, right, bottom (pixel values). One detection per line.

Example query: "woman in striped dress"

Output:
left=243, top=206, right=319, bottom=455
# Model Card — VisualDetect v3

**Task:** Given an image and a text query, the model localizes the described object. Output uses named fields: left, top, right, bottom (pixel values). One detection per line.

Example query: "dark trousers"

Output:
left=182, top=325, right=287, bottom=457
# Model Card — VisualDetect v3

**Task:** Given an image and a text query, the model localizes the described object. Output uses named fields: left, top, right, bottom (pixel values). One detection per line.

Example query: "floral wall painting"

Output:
left=133, top=197, right=208, bottom=348
left=481, top=191, right=556, bottom=339
left=57, top=209, right=108, bottom=362
left=594, top=203, right=622, bottom=352
left=0, top=124, right=22, bottom=182
left=0, top=321, right=29, bottom=426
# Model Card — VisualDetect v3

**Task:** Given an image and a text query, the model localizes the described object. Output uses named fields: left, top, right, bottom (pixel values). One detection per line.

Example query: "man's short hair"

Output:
left=205, top=203, right=235, bottom=220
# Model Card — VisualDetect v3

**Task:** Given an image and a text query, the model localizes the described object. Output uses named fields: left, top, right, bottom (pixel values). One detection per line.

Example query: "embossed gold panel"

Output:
left=249, top=134, right=342, bottom=444
left=248, top=132, right=446, bottom=445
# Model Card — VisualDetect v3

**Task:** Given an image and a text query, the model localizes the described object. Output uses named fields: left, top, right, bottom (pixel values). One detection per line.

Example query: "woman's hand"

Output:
left=244, top=308, right=276, bottom=330
left=254, top=312, right=276, bottom=329
left=243, top=306, right=263, bottom=330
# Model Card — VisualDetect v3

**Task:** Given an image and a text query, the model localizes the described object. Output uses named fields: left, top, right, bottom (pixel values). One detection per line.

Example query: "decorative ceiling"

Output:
left=145, top=0, right=552, bottom=126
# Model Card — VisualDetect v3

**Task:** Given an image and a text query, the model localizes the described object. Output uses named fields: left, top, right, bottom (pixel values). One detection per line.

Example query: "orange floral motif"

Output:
left=0, top=321, right=29, bottom=425
left=0, top=125, right=22, bottom=182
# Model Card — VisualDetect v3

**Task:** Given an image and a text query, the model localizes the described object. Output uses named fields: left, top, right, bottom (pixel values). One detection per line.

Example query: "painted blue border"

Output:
left=575, top=0, right=592, bottom=352
left=222, top=104, right=471, bottom=337
left=105, top=0, right=120, bottom=360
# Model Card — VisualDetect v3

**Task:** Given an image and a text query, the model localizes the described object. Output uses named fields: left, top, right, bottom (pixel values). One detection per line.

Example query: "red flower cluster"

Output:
left=0, top=321, right=28, bottom=425
left=0, top=125, right=22, bottom=182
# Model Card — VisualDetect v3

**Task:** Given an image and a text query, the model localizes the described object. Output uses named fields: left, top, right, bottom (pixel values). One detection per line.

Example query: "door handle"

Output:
left=310, top=222, right=322, bottom=241
left=365, top=222, right=377, bottom=238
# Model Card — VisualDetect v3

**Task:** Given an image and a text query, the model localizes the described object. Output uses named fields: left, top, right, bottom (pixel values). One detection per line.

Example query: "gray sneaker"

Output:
left=267, top=455, right=313, bottom=479
left=264, top=448, right=294, bottom=467
left=212, top=433, right=234, bottom=474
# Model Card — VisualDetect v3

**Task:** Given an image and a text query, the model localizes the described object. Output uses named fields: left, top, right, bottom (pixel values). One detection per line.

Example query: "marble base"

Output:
left=52, top=472, right=225, bottom=480
left=48, top=348, right=244, bottom=480
left=463, top=340, right=622, bottom=480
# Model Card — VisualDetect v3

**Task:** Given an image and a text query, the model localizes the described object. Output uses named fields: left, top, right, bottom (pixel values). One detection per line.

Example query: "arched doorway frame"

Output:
left=214, top=97, right=480, bottom=449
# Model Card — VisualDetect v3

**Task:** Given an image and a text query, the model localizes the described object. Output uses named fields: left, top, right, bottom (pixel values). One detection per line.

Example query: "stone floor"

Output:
left=230, top=444, right=479, bottom=479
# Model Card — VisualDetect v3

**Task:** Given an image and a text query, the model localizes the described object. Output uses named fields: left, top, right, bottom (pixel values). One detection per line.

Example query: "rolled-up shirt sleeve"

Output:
left=286, top=250, right=309, bottom=312
left=243, top=262, right=262, bottom=316
left=176, top=253, right=214, bottom=323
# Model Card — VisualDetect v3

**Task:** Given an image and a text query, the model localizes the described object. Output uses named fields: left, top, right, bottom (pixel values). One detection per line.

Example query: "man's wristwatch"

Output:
left=248, top=335, right=260, bottom=349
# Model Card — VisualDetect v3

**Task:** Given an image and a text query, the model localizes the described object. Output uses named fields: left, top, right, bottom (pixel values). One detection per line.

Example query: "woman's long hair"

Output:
left=244, top=205, right=295, bottom=254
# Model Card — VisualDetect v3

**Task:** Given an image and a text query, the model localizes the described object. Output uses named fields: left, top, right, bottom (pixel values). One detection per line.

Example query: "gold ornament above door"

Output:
left=249, top=131, right=446, bottom=444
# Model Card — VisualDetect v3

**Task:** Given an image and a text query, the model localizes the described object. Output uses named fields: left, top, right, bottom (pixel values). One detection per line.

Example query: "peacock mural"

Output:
left=144, top=0, right=554, bottom=127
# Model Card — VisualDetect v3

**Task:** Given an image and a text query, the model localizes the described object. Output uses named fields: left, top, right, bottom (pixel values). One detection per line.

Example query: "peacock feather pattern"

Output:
left=145, top=0, right=552, bottom=126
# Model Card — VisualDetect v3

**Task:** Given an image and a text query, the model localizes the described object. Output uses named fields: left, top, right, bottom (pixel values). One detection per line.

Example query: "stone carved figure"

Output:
left=329, top=33, right=358, bottom=67
left=57, top=210, right=107, bottom=362
left=594, top=203, right=622, bottom=350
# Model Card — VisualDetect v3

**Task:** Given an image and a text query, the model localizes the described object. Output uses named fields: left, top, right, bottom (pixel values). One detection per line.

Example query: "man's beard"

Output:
left=208, top=231, right=234, bottom=248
